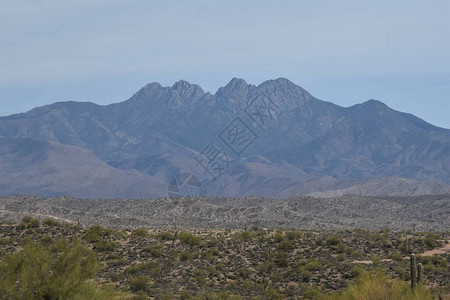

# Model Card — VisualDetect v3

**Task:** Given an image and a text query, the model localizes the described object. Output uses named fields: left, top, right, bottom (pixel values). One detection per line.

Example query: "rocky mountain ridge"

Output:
left=0, top=78, right=449, bottom=198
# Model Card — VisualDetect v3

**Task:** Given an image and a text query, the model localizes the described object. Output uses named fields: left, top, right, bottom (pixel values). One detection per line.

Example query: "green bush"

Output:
left=43, top=218, right=64, bottom=227
left=323, top=271, right=433, bottom=300
left=326, top=235, right=341, bottom=246
left=285, top=229, right=301, bottom=240
left=16, top=221, right=27, bottom=230
left=305, top=260, right=322, bottom=271
left=124, top=262, right=161, bottom=279
left=278, top=239, right=293, bottom=251
left=84, top=225, right=105, bottom=243
left=94, top=239, right=116, bottom=252
left=265, top=286, right=284, bottom=299
left=19, top=216, right=40, bottom=229
left=299, top=267, right=313, bottom=282
left=132, top=228, right=149, bottom=239
left=130, top=276, right=149, bottom=292
left=41, top=234, right=53, bottom=246
left=238, top=267, right=251, bottom=278
left=145, top=244, right=163, bottom=257
left=155, top=231, right=175, bottom=241
left=276, top=251, right=289, bottom=267
left=423, top=233, right=441, bottom=248
left=390, top=251, right=404, bottom=262
left=179, top=231, right=200, bottom=246
left=351, top=250, right=363, bottom=259
left=0, top=237, right=126, bottom=299
left=179, top=250, right=193, bottom=261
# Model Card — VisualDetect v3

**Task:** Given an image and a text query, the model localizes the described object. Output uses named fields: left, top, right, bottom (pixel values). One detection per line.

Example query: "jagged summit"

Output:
left=171, top=80, right=205, bottom=98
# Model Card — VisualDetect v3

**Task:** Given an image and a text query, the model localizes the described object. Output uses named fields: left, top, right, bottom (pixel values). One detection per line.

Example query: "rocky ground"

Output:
left=0, top=219, right=448, bottom=299
left=0, top=194, right=448, bottom=231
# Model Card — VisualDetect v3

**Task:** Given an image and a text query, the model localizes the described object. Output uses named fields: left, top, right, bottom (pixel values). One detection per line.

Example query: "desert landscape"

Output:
left=1, top=1, right=449, bottom=299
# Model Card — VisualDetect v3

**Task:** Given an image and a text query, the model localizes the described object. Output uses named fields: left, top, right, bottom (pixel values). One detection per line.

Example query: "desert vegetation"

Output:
left=0, top=218, right=448, bottom=299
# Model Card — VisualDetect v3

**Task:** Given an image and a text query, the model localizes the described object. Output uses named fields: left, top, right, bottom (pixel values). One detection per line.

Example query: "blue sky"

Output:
left=1, top=0, right=449, bottom=128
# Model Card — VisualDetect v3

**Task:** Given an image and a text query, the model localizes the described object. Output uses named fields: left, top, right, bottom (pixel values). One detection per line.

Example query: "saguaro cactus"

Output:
left=417, top=262, right=424, bottom=284
left=410, top=253, right=417, bottom=289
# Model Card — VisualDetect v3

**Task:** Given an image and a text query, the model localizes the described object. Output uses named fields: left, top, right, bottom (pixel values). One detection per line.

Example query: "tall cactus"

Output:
left=417, top=262, right=424, bottom=284
left=410, top=253, right=417, bottom=289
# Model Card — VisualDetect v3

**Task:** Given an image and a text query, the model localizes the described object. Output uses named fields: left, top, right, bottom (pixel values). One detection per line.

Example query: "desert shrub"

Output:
left=274, top=232, right=284, bottom=243
left=0, top=238, right=14, bottom=246
left=276, top=251, right=289, bottom=267
left=29, top=218, right=40, bottom=228
left=371, top=255, right=382, bottom=266
left=326, top=235, right=341, bottom=246
left=265, top=286, right=284, bottom=300
left=155, top=231, right=175, bottom=241
left=16, top=221, right=27, bottom=230
left=124, top=262, right=162, bottom=279
left=323, top=271, right=433, bottom=300
left=423, top=233, right=441, bottom=248
left=421, top=256, right=448, bottom=274
left=390, top=251, right=404, bottom=262
left=145, top=244, right=163, bottom=257
left=238, top=267, right=251, bottom=278
left=19, top=216, right=40, bottom=229
left=278, top=239, right=293, bottom=251
left=130, top=276, right=149, bottom=292
left=236, top=231, right=253, bottom=241
left=180, top=289, right=192, bottom=299
left=299, top=267, right=313, bottom=282
left=21, top=216, right=35, bottom=224
left=43, top=218, right=64, bottom=227
left=393, top=265, right=408, bottom=280
left=257, top=260, right=275, bottom=274
left=349, top=266, right=365, bottom=278
left=131, top=228, right=149, bottom=239
left=179, top=250, right=193, bottom=261
left=179, top=231, right=200, bottom=246
left=84, top=225, right=105, bottom=243
left=303, top=288, right=321, bottom=299
left=41, top=234, right=53, bottom=246
left=305, top=260, right=322, bottom=271
left=155, top=291, right=174, bottom=299
left=94, top=239, right=116, bottom=252
left=285, top=229, right=301, bottom=240
left=351, top=250, right=363, bottom=259
left=336, top=253, right=346, bottom=261
left=0, top=237, right=125, bottom=299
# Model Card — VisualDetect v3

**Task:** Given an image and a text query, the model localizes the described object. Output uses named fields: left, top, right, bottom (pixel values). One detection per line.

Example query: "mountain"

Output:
left=308, top=177, right=450, bottom=198
left=0, top=78, right=449, bottom=198
left=0, top=137, right=165, bottom=198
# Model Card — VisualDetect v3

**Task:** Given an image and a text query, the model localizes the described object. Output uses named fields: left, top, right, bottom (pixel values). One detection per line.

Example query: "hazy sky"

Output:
left=1, top=0, right=449, bottom=128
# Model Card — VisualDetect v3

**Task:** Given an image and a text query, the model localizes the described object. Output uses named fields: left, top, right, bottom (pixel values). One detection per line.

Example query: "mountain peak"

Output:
left=126, top=82, right=165, bottom=104
left=171, top=80, right=205, bottom=97
left=171, top=79, right=205, bottom=96
left=172, top=79, right=193, bottom=90
left=350, top=99, right=390, bottom=112
left=256, top=77, right=314, bottom=108
left=227, top=77, right=248, bottom=87
left=362, top=99, right=388, bottom=107
left=259, top=77, right=298, bottom=89
left=216, top=78, right=249, bottom=94
left=214, top=78, right=251, bottom=107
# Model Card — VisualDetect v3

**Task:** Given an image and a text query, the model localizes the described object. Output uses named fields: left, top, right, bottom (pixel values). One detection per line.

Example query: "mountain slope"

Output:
left=0, top=78, right=449, bottom=198
left=0, top=137, right=165, bottom=198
